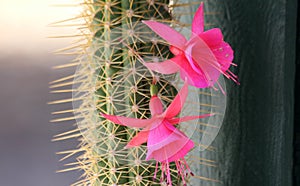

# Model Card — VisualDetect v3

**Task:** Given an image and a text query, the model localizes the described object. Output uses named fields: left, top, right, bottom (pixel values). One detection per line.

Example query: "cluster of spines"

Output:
left=50, top=0, right=221, bottom=185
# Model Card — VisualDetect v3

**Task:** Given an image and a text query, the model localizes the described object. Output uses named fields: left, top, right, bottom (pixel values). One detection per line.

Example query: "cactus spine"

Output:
left=51, top=0, right=223, bottom=185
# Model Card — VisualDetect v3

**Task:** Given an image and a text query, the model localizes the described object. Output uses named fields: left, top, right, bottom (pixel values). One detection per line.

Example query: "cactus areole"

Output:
left=53, top=0, right=237, bottom=185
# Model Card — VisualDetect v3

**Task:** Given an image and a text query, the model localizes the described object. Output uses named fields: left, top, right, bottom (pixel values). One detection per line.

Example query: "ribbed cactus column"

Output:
left=52, top=1, right=224, bottom=186
left=91, top=0, right=177, bottom=185
left=93, top=0, right=125, bottom=184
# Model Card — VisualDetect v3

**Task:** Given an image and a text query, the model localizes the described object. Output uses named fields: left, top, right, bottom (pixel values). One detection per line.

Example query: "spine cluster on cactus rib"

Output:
left=50, top=0, right=224, bottom=185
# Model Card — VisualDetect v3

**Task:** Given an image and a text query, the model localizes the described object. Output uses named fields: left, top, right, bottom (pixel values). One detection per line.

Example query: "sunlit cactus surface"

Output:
left=50, top=0, right=225, bottom=185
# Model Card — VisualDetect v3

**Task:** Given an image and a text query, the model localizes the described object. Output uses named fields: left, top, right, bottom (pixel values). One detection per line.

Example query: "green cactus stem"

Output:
left=50, top=0, right=223, bottom=185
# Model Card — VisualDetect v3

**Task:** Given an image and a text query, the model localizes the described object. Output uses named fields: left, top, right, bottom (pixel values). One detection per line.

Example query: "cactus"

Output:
left=50, top=0, right=227, bottom=185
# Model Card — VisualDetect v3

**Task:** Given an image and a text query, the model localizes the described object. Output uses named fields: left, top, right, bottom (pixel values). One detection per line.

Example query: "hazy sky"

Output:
left=0, top=0, right=81, bottom=56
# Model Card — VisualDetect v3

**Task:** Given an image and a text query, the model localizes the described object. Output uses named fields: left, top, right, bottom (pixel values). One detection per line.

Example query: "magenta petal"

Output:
left=144, top=57, right=181, bottom=74
left=199, top=28, right=234, bottom=74
left=149, top=96, right=164, bottom=115
left=179, top=68, right=209, bottom=88
left=146, top=120, right=180, bottom=161
left=101, top=113, right=153, bottom=128
left=199, top=28, right=223, bottom=48
left=126, top=130, right=149, bottom=148
left=211, top=41, right=234, bottom=72
left=191, top=2, right=204, bottom=35
left=186, top=35, right=221, bottom=87
left=149, top=139, right=194, bottom=163
left=175, top=55, right=210, bottom=88
left=163, top=81, right=188, bottom=119
left=164, top=138, right=194, bottom=163
left=146, top=121, right=194, bottom=162
left=185, top=43, right=203, bottom=74
left=164, top=123, right=194, bottom=160
left=146, top=121, right=181, bottom=161
left=142, top=20, right=187, bottom=49
left=168, top=113, right=214, bottom=125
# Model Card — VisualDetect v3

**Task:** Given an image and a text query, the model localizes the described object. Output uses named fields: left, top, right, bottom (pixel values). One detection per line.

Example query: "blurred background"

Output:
left=0, top=1, right=82, bottom=185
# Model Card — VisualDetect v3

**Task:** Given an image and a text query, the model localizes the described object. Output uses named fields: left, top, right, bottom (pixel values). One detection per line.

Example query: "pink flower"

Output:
left=142, top=2, right=238, bottom=89
left=101, top=81, right=213, bottom=185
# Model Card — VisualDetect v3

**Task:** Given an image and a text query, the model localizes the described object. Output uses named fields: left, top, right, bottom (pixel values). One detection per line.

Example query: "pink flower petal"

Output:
left=149, top=96, right=164, bottom=115
left=186, top=35, right=221, bottom=87
left=199, top=28, right=223, bottom=48
left=168, top=113, right=214, bottom=125
left=170, top=45, right=184, bottom=55
left=149, top=139, right=194, bottom=162
left=144, top=57, right=181, bottom=74
left=163, top=80, right=188, bottom=119
left=101, top=113, right=153, bottom=128
left=142, top=20, right=187, bottom=49
left=175, top=55, right=210, bottom=88
left=185, top=42, right=203, bottom=74
left=146, top=120, right=181, bottom=161
left=146, top=121, right=194, bottom=162
left=164, top=123, right=194, bottom=162
left=199, top=29, right=235, bottom=79
left=211, top=41, right=234, bottom=72
left=126, top=130, right=149, bottom=148
left=179, top=68, right=209, bottom=88
left=191, top=2, right=204, bottom=35
left=163, top=139, right=194, bottom=163
left=155, top=54, right=209, bottom=87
